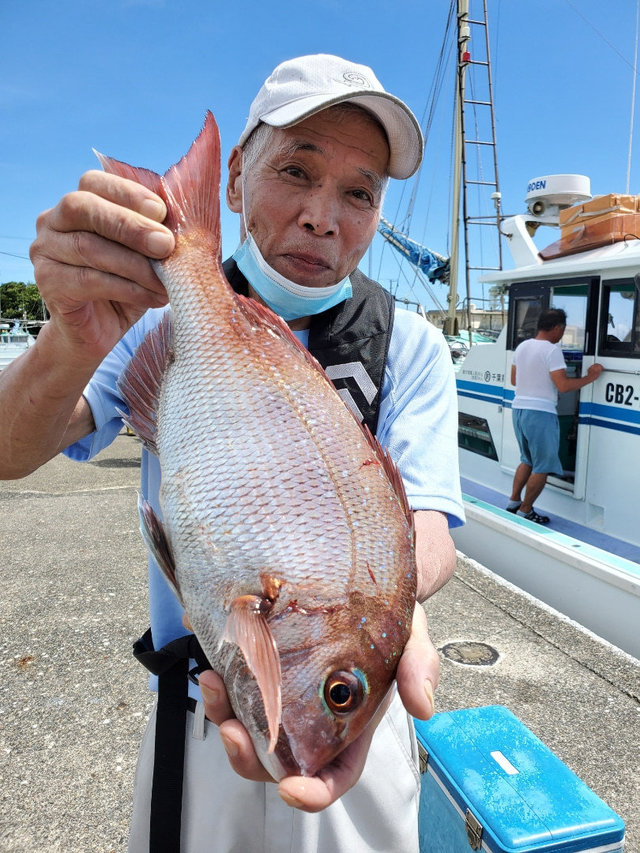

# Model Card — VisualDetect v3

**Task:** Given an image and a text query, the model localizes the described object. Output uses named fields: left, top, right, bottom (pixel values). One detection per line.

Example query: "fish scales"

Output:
left=100, top=112, right=417, bottom=778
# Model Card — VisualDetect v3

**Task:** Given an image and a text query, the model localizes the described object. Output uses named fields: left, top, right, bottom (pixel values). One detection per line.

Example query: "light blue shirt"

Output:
left=65, top=303, right=464, bottom=683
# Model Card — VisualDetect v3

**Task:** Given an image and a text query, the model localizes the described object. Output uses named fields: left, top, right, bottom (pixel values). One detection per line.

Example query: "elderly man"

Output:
left=0, top=55, right=464, bottom=852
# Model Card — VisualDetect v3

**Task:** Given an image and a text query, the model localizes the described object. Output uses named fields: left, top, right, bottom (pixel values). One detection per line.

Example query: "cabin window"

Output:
left=550, top=284, right=589, bottom=352
left=599, top=279, right=640, bottom=357
left=509, top=297, right=544, bottom=349
left=507, top=278, right=598, bottom=353
left=457, top=412, right=498, bottom=460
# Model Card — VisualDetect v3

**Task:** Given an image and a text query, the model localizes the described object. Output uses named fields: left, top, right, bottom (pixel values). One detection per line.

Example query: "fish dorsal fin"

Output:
left=362, top=423, right=415, bottom=536
left=221, top=594, right=282, bottom=753
left=116, top=311, right=173, bottom=454
left=138, top=494, right=182, bottom=603
left=95, top=111, right=221, bottom=246
left=237, top=293, right=413, bottom=533
left=236, top=293, right=342, bottom=390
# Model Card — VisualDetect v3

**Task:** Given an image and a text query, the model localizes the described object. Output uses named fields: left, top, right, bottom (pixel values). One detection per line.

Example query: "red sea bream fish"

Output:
left=97, top=112, right=417, bottom=779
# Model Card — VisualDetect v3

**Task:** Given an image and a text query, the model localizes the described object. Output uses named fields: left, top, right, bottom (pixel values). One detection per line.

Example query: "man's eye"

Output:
left=351, top=189, right=374, bottom=204
left=282, top=166, right=306, bottom=179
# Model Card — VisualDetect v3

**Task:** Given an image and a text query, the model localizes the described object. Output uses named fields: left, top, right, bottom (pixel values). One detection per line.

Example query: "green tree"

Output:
left=0, top=282, right=44, bottom=321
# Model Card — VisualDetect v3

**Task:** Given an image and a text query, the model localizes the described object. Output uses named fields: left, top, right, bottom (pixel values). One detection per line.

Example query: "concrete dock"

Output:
left=1, top=432, right=638, bottom=852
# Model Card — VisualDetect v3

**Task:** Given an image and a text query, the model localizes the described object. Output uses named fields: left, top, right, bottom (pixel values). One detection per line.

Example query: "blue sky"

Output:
left=1, top=0, right=639, bottom=313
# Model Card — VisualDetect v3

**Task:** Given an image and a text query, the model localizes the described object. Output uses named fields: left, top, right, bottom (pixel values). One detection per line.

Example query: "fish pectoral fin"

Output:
left=116, top=312, right=173, bottom=454
left=138, top=495, right=182, bottom=603
left=222, top=595, right=282, bottom=753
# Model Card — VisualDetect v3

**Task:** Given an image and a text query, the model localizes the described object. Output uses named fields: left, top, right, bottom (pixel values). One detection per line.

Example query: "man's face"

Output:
left=550, top=323, right=566, bottom=343
left=229, top=108, right=390, bottom=288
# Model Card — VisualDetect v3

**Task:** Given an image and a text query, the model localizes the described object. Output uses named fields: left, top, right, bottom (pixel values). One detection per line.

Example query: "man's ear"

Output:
left=226, top=146, right=243, bottom=213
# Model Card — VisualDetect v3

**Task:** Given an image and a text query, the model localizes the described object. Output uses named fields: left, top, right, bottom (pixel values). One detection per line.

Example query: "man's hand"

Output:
left=0, top=171, right=177, bottom=477
left=586, top=363, right=604, bottom=381
left=30, top=170, right=174, bottom=366
left=191, top=601, right=438, bottom=813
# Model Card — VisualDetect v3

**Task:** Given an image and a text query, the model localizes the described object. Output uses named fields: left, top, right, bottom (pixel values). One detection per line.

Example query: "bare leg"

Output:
left=520, top=472, right=548, bottom=514
left=510, top=463, right=532, bottom=502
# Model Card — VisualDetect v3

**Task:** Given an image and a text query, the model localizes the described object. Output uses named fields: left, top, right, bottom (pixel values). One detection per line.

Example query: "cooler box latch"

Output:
left=465, top=809, right=483, bottom=850
left=417, top=741, right=429, bottom=774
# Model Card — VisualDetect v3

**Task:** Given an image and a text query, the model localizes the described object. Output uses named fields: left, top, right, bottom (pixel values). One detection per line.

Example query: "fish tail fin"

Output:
left=95, top=111, right=221, bottom=248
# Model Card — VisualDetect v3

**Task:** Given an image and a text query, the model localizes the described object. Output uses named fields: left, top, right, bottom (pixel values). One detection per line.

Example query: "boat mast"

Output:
left=444, top=0, right=469, bottom=336
left=446, top=0, right=503, bottom=341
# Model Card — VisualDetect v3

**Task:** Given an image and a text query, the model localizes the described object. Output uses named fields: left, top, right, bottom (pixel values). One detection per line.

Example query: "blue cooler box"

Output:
left=415, top=706, right=625, bottom=853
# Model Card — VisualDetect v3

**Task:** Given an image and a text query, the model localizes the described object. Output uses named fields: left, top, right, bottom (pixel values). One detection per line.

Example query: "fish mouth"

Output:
left=256, top=725, right=304, bottom=781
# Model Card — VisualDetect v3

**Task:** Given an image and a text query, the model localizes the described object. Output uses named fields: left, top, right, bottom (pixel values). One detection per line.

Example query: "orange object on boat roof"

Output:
left=540, top=194, right=640, bottom=261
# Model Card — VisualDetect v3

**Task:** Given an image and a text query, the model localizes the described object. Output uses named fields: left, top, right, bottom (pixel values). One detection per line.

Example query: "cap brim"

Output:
left=246, top=90, right=423, bottom=180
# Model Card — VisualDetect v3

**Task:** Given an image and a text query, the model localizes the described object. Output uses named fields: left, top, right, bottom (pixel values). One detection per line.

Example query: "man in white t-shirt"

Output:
left=507, top=308, right=603, bottom=524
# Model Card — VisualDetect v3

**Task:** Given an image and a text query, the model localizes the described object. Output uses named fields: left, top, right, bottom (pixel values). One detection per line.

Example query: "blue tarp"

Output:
left=377, top=218, right=450, bottom=283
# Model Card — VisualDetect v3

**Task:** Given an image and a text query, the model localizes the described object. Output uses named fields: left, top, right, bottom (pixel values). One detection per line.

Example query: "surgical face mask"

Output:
left=233, top=234, right=352, bottom=321
left=231, top=177, right=352, bottom=322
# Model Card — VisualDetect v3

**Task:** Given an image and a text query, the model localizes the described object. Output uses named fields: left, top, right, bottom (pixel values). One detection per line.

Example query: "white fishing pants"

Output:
left=128, top=691, right=421, bottom=853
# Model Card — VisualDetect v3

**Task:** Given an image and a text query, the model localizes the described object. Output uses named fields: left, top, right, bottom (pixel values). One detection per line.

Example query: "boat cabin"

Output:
left=457, top=176, right=640, bottom=554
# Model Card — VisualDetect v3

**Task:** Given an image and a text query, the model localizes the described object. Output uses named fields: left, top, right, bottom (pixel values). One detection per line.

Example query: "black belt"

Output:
left=133, top=628, right=211, bottom=853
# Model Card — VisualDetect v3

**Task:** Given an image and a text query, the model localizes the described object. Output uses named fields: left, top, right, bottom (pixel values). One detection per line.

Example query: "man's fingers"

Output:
left=78, top=170, right=168, bottom=223
left=42, top=191, right=174, bottom=259
left=218, top=719, right=273, bottom=783
left=197, top=669, right=233, bottom=725
left=32, top=239, right=167, bottom=306
left=395, top=603, right=439, bottom=720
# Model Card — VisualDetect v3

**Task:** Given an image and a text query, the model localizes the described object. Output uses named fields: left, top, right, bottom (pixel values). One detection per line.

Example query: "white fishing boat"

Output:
left=0, top=321, right=35, bottom=370
left=453, top=174, right=640, bottom=659
left=379, top=1, right=640, bottom=659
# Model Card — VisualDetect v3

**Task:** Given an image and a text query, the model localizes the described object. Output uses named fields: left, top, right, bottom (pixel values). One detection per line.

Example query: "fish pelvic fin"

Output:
left=95, top=110, right=221, bottom=249
left=222, top=595, right=282, bottom=753
left=116, top=312, right=173, bottom=454
left=138, top=494, right=182, bottom=603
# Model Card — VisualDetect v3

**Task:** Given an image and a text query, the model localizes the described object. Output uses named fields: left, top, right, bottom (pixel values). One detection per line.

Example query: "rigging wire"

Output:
left=403, top=1, right=457, bottom=232
left=627, top=0, right=640, bottom=193
left=565, top=0, right=640, bottom=193
left=375, top=1, right=457, bottom=305
left=564, top=0, right=639, bottom=72
left=0, top=250, right=30, bottom=261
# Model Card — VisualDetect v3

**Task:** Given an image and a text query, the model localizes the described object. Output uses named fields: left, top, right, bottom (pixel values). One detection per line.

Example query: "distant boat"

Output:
left=0, top=321, right=35, bottom=370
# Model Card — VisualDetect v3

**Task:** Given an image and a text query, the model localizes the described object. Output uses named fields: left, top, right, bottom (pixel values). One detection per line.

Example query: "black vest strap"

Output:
left=133, top=631, right=210, bottom=853
left=222, top=259, right=394, bottom=434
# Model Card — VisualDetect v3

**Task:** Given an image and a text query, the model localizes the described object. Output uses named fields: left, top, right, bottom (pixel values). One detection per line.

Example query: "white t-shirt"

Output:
left=512, top=338, right=567, bottom=413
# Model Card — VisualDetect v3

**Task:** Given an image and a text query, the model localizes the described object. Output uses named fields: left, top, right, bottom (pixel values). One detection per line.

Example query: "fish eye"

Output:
left=323, top=670, right=364, bottom=714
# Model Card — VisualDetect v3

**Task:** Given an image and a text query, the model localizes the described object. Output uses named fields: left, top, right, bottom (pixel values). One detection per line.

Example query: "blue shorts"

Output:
left=512, top=408, right=563, bottom=475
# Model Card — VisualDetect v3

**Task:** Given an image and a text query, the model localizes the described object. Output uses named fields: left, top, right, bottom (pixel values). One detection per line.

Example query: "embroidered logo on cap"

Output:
left=342, top=71, right=371, bottom=88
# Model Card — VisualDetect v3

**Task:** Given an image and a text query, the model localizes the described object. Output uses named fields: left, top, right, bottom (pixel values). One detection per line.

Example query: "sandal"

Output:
left=521, top=509, right=550, bottom=525
left=506, top=502, right=521, bottom=514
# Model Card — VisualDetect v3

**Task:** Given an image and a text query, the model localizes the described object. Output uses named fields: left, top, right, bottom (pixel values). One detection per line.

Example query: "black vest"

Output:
left=222, top=258, right=394, bottom=435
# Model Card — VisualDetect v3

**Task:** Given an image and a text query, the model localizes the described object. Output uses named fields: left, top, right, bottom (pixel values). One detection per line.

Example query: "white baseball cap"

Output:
left=238, top=54, right=424, bottom=180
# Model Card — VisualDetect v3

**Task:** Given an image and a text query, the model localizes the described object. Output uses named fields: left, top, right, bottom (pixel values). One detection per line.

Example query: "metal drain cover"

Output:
left=440, top=641, right=499, bottom=666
